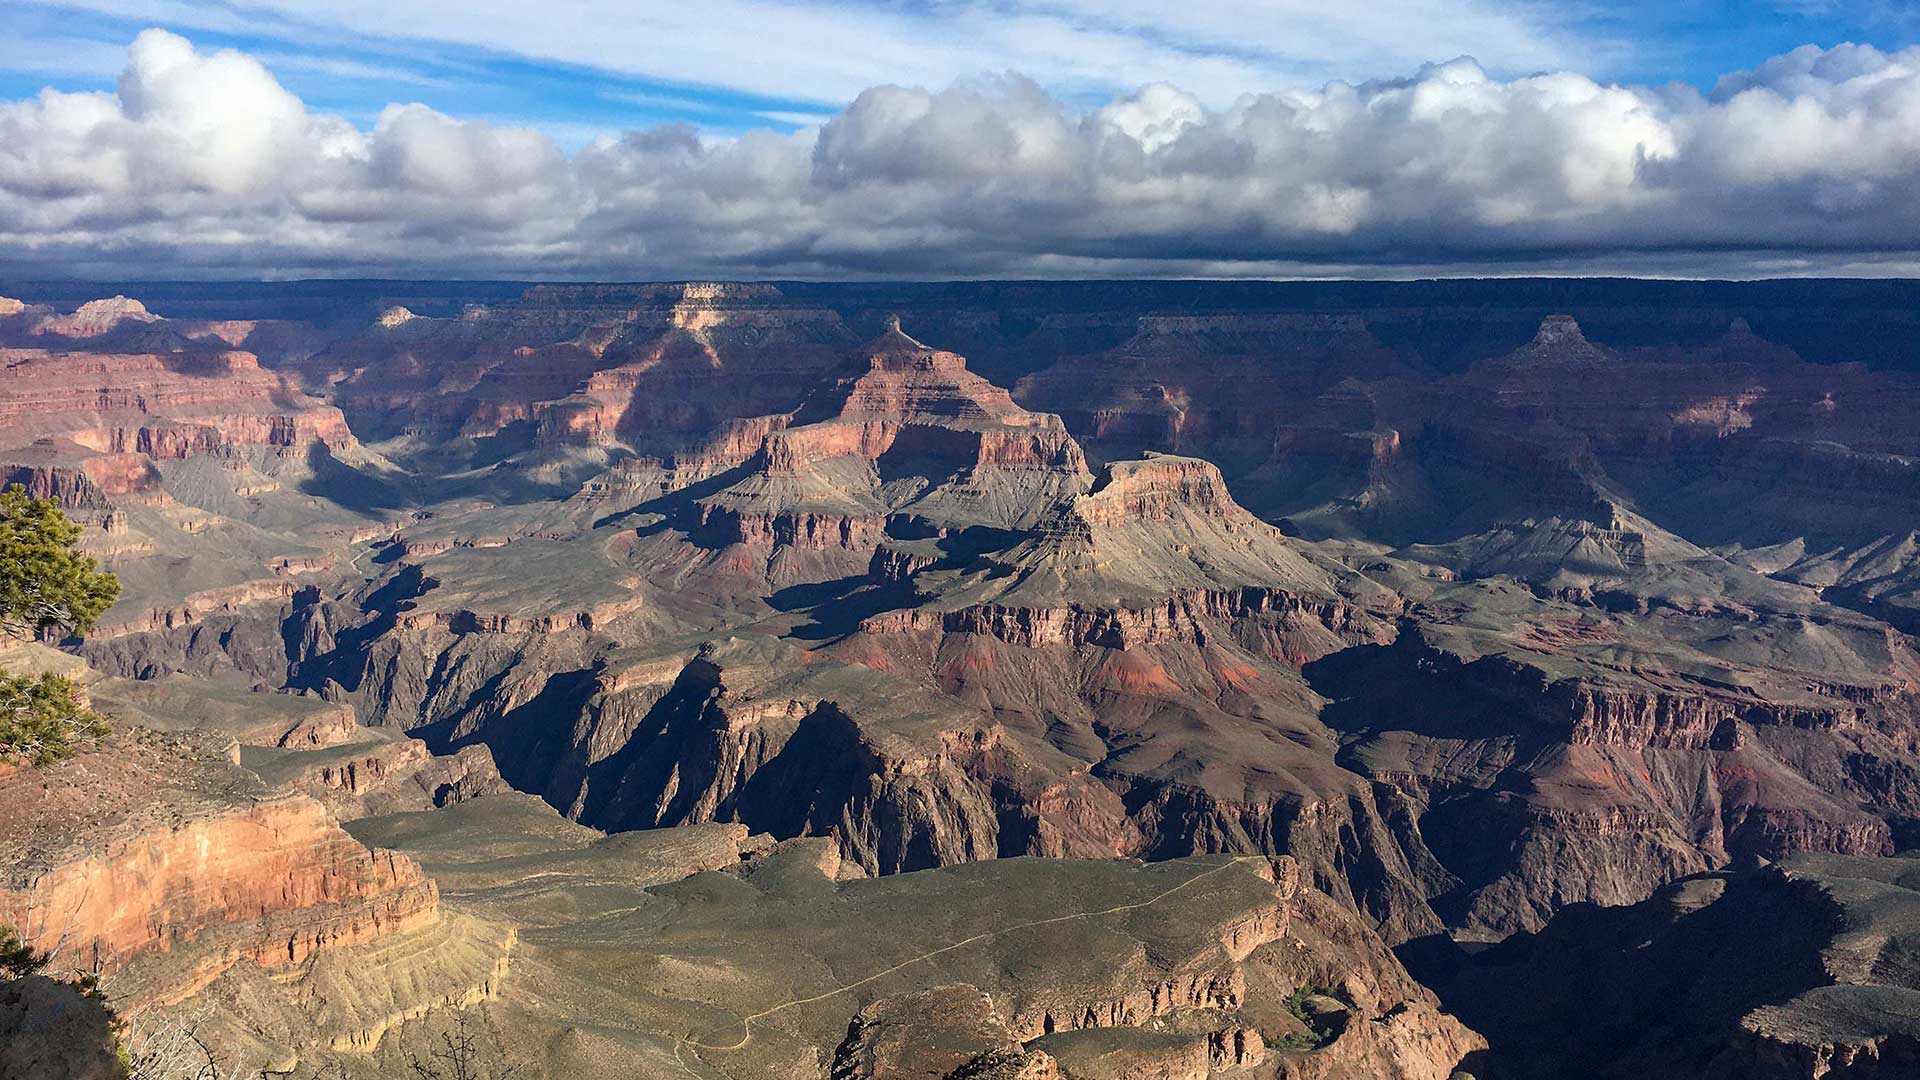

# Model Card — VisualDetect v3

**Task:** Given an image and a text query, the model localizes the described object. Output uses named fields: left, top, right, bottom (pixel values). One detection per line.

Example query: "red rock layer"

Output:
left=0, top=336, right=356, bottom=525
left=0, top=792, right=435, bottom=977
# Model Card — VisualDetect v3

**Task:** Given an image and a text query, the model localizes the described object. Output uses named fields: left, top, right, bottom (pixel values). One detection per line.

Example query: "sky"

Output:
left=3, top=0, right=1920, bottom=279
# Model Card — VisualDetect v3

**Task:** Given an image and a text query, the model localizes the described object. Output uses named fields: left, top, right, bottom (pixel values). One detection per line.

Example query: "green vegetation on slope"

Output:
left=0, top=485, right=118, bottom=639
left=0, top=485, right=117, bottom=765
left=0, top=671, right=108, bottom=767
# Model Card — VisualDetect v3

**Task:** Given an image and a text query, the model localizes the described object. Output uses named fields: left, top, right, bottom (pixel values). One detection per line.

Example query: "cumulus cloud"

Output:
left=7, top=29, right=1920, bottom=277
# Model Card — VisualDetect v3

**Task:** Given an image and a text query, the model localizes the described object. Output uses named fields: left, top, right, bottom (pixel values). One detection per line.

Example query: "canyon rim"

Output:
left=9, top=5, right=1920, bottom=1080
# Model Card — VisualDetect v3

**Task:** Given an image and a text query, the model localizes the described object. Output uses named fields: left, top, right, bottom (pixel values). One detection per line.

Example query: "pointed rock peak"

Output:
left=1532, top=314, right=1587, bottom=346
left=83, top=295, right=149, bottom=314
left=73, top=295, right=156, bottom=323
left=35, top=295, right=159, bottom=336
left=1492, top=312, right=1613, bottom=368
left=1726, top=316, right=1755, bottom=337
left=865, top=315, right=961, bottom=372
left=875, top=313, right=922, bottom=348
left=376, top=305, right=417, bottom=328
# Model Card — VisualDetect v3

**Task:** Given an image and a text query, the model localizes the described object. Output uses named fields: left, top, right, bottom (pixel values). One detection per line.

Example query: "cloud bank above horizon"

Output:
left=8, top=27, right=1920, bottom=279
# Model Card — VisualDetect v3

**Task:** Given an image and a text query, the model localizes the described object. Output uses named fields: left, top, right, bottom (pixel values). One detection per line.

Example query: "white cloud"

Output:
left=253, top=52, right=451, bottom=88
left=0, top=30, right=575, bottom=271
left=6, top=30, right=1920, bottom=277
left=756, top=110, right=837, bottom=128
left=37, top=0, right=1597, bottom=107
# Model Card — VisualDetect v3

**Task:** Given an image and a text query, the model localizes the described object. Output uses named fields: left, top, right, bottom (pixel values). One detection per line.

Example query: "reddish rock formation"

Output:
left=30, top=296, right=161, bottom=338
left=0, top=346, right=352, bottom=459
left=0, top=730, right=437, bottom=1006
left=0, top=446, right=165, bottom=508
left=655, top=318, right=1092, bottom=582
left=290, top=281, right=857, bottom=451
left=14, top=283, right=1920, bottom=1064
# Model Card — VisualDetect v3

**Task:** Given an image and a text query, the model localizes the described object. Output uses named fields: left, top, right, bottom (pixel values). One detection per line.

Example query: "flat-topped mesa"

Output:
left=1073, top=452, right=1245, bottom=529
left=1534, top=313, right=1586, bottom=346
left=1490, top=314, right=1614, bottom=369
left=0, top=346, right=356, bottom=475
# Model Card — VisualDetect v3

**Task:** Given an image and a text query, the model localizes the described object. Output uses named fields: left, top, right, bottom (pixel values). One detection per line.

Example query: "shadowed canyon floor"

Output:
left=6, top=279, right=1920, bottom=1077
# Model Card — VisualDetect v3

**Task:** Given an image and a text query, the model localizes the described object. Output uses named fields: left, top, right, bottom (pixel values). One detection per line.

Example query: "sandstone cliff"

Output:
left=0, top=729, right=437, bottom=1012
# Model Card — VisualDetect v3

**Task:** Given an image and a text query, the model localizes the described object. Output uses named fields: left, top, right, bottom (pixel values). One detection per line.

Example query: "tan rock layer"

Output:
left=0, top=794, right=436, bottom=980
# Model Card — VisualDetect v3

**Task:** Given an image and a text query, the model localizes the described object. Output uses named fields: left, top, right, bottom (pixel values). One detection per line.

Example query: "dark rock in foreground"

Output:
left=1417, top=852, right=1920, bottom=1079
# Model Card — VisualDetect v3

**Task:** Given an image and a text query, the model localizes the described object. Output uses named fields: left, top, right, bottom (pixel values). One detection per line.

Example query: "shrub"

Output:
left=0, top=484, right=119, bottom=639
left=0, top=671, right=109, bottom=766
left=0, top=485, right=119, bottom=766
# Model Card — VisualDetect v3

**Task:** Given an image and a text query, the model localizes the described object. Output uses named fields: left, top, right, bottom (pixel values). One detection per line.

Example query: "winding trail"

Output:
left=670, top=855, right=1264, bottom=1079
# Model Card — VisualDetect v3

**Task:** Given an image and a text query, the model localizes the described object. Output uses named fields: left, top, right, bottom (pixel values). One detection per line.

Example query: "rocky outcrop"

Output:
left=19, top=280, right=1920, bottom=997
left=0, top=975, right=121, bottom=1080
left=688, top=501, right=889, bottom=553
left=1252, top=887, right=1486, bottom=1080
left=0, top=346, right=353, bottom=462
left=31, top=296, right=161, bottom=338
left=0, top=730, right=437, bottom=1010
left=551, top=646, right=1118, bottom=875
left=865, top=587, right=1392, bottom=656
left=93, top=577, right=306, bottom=637
left=288, top=739, right=508, bottom=819
left=663, top=318, right=1094, bottom=579
left=0, top=449, right=167, bottom=508
left=1420, top=854, right=1920, bottom=1080
left=391, top=593, right=645, bottom=635
left=831, top=985, right=1030, bottom=1079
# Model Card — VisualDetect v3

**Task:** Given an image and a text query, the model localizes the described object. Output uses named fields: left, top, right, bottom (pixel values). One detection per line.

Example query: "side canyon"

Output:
left=7, top=278, right=1920, bottom=1079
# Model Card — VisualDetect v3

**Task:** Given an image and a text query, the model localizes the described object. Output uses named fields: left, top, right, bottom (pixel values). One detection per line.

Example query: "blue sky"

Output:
left=4, top=1, right=1916, bottom=149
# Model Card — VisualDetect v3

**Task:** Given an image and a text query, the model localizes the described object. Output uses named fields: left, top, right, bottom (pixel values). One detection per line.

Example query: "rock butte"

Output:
left=5, top=279, right=1920, bottom=1077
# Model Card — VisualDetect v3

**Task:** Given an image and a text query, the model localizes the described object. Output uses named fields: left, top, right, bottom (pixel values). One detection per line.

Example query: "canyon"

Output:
left=6, top=278, right=1920, bottom=1077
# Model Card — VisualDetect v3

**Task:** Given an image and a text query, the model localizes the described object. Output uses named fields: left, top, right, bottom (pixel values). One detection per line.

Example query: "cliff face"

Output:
left=0, top=730, right=437, bottom=1013
left=1420, top=854, right=1920, bottom=1080
left=4, top=793, right=436, bottom=979
left=15, top=282, right=1920, bottom=1079
left=655, top=319, right=1095, bottom=584
left=0, top=345, right=353, bottom=460
left=286, top=281, right=858, bottom=451
left=50, top=291, right=1920, bottom=957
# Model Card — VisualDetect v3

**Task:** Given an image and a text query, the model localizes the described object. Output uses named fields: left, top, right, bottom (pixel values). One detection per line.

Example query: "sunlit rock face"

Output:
left=12, top=279, right=1920, bottom=1078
